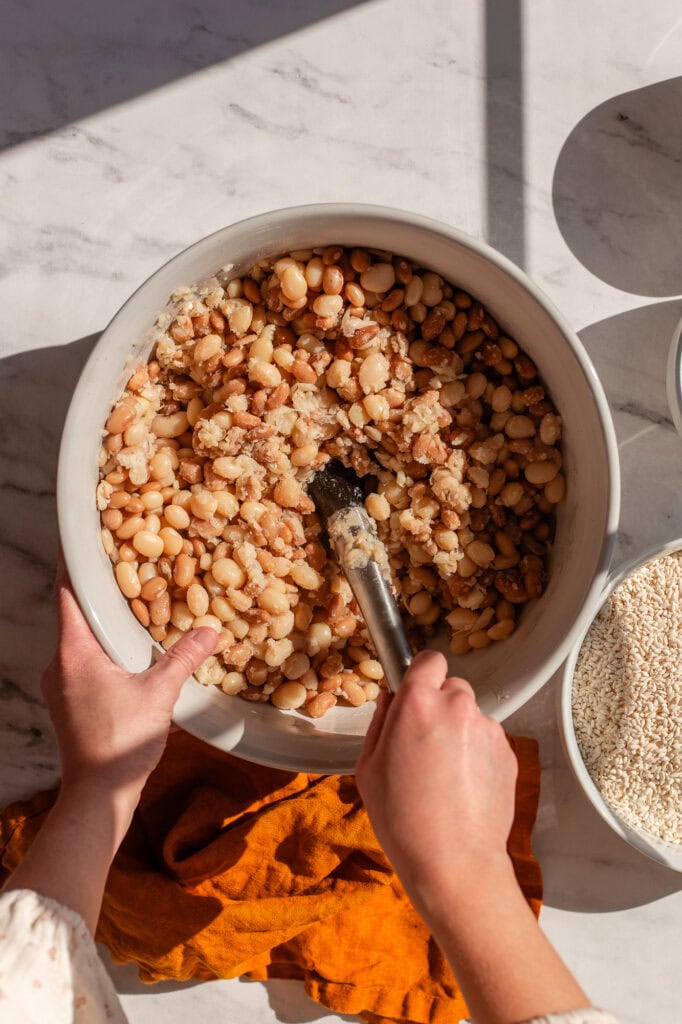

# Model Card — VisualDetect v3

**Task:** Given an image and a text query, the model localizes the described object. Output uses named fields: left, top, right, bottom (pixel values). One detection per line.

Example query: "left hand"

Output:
left=42, top=563, right=217, bottom=814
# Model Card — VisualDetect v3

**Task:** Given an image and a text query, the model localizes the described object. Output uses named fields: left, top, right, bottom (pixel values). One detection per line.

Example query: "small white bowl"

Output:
left=58, top=203, right=620, bottom=773
left=559, top=539, right=682, bottom=872
left=666, top=315, right=682, bottom=438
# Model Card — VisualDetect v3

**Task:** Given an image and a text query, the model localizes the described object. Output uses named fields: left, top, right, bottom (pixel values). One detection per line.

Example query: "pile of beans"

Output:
left=97, top=246, right=564, bottom=715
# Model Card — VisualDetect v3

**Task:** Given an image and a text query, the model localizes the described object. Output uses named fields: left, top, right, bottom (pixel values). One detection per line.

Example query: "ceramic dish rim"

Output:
left=58, top=201, right=621, bottom=771
left=665, top=314, right=682, bottom=438
left=559, top=536, right=682, bottom=872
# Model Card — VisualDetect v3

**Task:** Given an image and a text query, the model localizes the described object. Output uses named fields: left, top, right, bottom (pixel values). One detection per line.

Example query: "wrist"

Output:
left=409, top=850, right=519, bottom=934
left=56, top=779, right=139, bottom=853
left=4, top=777, right=138, bottom=935
left=60, top=769, right=142, bottom=810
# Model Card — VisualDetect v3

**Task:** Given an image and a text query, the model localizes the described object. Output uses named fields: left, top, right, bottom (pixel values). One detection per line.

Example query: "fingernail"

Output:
left=193, top=627, right=218, bottom=652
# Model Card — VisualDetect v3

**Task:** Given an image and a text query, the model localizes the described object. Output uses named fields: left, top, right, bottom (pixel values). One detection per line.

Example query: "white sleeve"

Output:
left=0, top=888, right=128, bottom=1024
left=458, top=1009, right=620, bottom=1024
left=522, top=1010, right=621, bottom=1024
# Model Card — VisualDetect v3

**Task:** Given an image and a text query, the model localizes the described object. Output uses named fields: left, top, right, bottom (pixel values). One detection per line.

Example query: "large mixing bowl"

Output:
left=57, top=204, right=620, bottom=773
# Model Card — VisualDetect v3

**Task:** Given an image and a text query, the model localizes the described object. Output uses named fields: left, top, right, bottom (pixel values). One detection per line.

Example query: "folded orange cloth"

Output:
left=0, top=730, right=542, bottom=1024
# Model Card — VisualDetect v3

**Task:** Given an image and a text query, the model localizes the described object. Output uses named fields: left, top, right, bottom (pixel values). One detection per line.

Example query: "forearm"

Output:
left=417, top=855, right=589, bottom=1024
left=1, top=783, right=136, bottom=934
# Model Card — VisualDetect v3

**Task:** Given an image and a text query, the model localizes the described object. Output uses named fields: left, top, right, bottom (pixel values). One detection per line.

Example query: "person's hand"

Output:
left=356, top=650, right=519, bottom=923
left=42, top=565, right=217, bottom=816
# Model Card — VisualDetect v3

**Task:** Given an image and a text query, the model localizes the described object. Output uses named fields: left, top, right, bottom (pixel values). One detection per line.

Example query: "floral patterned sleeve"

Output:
left=1, top=889, right=620, bottom=1024
left=0, top=888, right=127, bottom=1023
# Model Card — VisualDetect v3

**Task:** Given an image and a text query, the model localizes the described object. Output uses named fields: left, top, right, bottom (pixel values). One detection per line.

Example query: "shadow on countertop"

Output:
left=510, top=677, right=682, bottom=914
left=0, top=334, right=98, bottom=799
left=553, top=77, right=682, bottom=297
left=2, top=0, right=369, bottom=151
left=103, top=950, right=357, bottom=1023
left=518, top=296, right=682, bottom=911
left=580, top=299, right=682, bottom=564
left=254, top=978, right=356, bottom=1023
left=484, top=0, right=525, bottom=269
left=578, top=299, right=682, bottom=430
left=100, top=951, right=204, bottom=996
left=540, top=765, right=682, bottom=914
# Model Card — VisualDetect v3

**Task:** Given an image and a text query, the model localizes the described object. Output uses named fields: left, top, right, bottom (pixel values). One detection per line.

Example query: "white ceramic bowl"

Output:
left=559, top=539, right=682, bottom=872
left=58, top=203, right=620, bottom=773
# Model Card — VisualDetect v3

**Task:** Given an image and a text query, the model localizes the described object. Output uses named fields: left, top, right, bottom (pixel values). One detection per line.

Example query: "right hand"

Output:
left=356, top=650, right=519, bottom=920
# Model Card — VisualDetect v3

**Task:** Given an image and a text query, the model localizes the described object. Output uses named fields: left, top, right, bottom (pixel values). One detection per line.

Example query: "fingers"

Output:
left=401, top=649, right=448, bottom=690
left=358, top=656, right=477, bottom=783
left=358, top=690, right=391, bottom=768
left=55, top=580, right=110, bottom=660
left=143, top=628, right=217, bottom=698
left=441, top=676, right=477, bottom=700
left=54, top=549, right=69, bottom=592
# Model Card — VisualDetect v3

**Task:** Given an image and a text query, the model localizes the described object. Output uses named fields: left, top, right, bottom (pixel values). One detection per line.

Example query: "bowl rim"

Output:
left=665, top=314, right=682, bottom=439
left=559, top=536, right=682, bottom=872
left=57, top=201, right=621, bottom=769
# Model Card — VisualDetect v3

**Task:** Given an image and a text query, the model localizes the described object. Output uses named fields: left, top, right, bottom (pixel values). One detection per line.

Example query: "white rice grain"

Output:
left=572, top=550, right=682, bottom=844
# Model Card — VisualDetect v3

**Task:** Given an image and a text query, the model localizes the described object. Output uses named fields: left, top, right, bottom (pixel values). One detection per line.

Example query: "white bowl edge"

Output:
left=666, top=315, right=682, bottom=439
left=57, top=202, right=621, bottom=773
left=559, top=537, right=682, bottom=872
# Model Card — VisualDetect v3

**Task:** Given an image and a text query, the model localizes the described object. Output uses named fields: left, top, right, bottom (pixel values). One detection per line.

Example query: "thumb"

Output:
left=143, top=628, right=217, bottom=698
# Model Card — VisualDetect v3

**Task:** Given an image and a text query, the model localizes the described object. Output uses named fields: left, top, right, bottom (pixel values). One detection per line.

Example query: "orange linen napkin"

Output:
left=0, top=730, right=542, bottom=1024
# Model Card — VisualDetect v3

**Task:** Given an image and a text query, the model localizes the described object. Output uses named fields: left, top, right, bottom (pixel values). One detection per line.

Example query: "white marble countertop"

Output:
left=1, top=1, right=681, bottom=1022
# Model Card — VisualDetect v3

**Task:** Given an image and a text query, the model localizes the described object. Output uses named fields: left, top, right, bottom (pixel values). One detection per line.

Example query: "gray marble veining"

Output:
left=2, top=2, right=682, bottom=1022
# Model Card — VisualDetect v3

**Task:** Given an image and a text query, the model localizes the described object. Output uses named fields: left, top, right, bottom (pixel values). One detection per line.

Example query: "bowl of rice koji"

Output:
left=559, top=539, right=682, bottom=872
